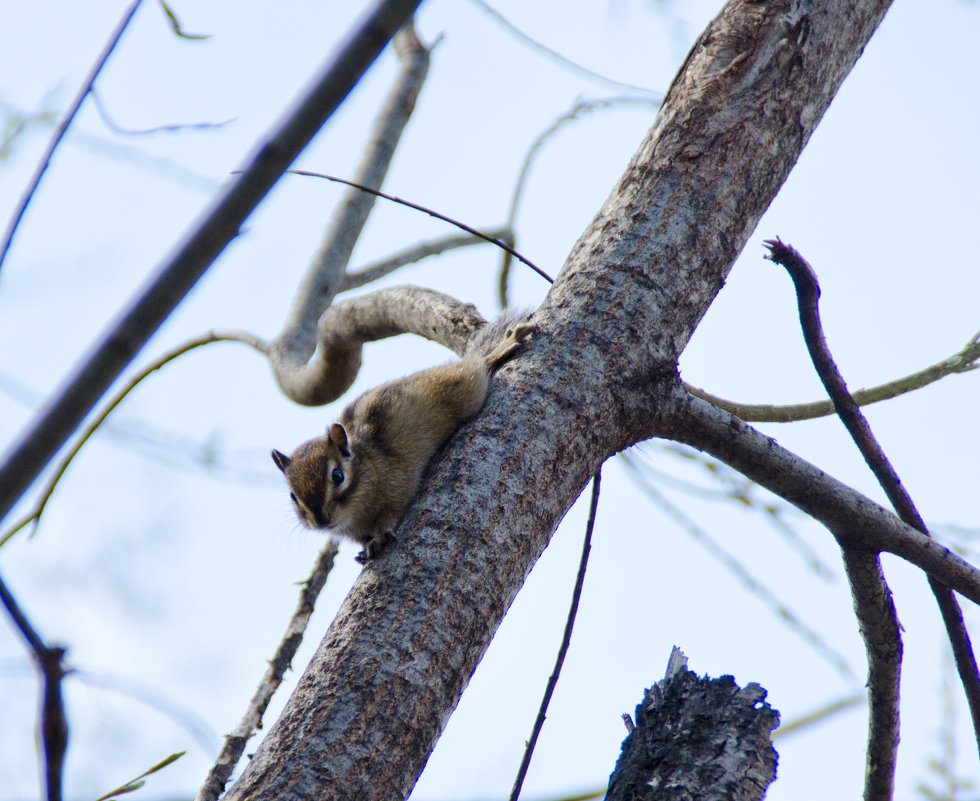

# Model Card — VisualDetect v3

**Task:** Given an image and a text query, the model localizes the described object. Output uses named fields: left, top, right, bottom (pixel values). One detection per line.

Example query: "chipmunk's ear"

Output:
left=328, top=424, right=350, bottom=457
left=271, top=449, right=291, bottom=473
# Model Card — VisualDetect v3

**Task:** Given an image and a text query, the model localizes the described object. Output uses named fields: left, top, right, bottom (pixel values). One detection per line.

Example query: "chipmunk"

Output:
left=272, top=320, right=533, bottom=563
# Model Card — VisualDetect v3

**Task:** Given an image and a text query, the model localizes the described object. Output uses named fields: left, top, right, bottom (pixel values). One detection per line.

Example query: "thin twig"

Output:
left=620, top=454, right=856, bottom=681
left=73, top=669, right=216, bottom=754
left=765, top=237, right=980, bottom=763
left=0, top=570, right=69, bottom=801
left=341, top=228, right=512, bottom=291
left=636, top=444, right=836, bottom=579
left=0, top=0, right=423, bottom=524
left=509, top=469, right=601, bottom=801
left=772, top=691, right=865, bottom=740
left=195, top=538, right=340, bottom=801
left=288, top=170, right=553, bottom=285
left=0, top=330, right=267, bottom=547
left=683, top=328, right=980, bottom=422
left=0, top=0, right=143, bottom=276
left=498, top=95, right=660, bottom=306
left=90, top=88, right=233, bottom=136
left=468, top=0, right=659, bottom=95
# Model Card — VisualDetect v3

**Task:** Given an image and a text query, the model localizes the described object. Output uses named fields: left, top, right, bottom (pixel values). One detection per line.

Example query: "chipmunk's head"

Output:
left=272, top=423, right=356, bottom=531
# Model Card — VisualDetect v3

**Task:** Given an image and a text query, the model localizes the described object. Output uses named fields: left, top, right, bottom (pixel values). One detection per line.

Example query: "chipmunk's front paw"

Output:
left=355, top=530, right=397, bottom=564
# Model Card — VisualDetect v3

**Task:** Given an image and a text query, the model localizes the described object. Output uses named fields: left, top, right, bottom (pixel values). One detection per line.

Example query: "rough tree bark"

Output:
left=606, top=650, right=779, bottom=801
left=224, top=1, right=900, bottom=798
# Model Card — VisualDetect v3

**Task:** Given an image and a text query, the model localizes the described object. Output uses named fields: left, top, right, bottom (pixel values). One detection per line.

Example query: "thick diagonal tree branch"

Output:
left=223, top=2, right=903, bottom=799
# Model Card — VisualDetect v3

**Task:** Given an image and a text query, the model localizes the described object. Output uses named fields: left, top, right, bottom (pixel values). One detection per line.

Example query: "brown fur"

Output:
left=272, top=323, right=532, bottom=562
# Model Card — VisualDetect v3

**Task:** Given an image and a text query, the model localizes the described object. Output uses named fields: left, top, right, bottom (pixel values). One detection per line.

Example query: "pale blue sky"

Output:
left=1, top=1, right=978, bottom=799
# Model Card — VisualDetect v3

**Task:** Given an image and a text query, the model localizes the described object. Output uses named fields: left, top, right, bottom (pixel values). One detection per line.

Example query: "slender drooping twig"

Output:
left=0, top=0, right=423, bottom=524
left=287, top=170, right=552, bottom=285
left=498, top=95, right=661, bottom=306
left=0, top=570, right=69, bottom=801
left=765, top=238, right=980, bottom=767
left=195, top=538, right=340, bottom=801
left=0, top=330, right=266, bottom=547
left=684, top=329, right=980, bottom=422
left=620, top=454, right=856, bottom=681
left=468, top=0, right=658, bottom=95
left=89, top=88, right=232, bottom=136
left=509, top=468, right=601, bottom=801
left=341, top=228, right=513, bottom=291
left=0, top=0, right=142, bottom=277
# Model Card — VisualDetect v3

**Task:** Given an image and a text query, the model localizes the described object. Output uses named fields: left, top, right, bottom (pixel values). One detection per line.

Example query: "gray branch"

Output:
left=267, top=285, right=488, bottom=406
left=342, top=228, right=512, bottom=291
left=840, top=549, right=902, bottom=801
left=223, top=1, right=906, bottom=799
left=269, top=24, right=431, bottom=403
left=669, top=388, right=980, bottom=604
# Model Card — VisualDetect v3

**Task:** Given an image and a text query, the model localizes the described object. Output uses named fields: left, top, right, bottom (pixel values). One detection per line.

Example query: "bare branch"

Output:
left=620, top=453, right=856, bottom=680
left=89, top=88, right=233, bottom=136
left=269, top=25, right=431, bottom=392
left=469, top=0, right=661, bottom=96
left=634, top=443, right=837, bottom=579
left=196, top=538, right=340, bottom=801
left=684, top=327, right=980, bottom=422
left=498, top=95, right=661, bottom=306
left=0, top=0, right=424, bottom=523
left=509, top=469, right=601, bottom=801
left=773, top=692, right=865, bottom=739
left=841, top=549, right=902, bottom=801
left=341, top=228, right=513, bottom=291
left=0, top=0, right=142, bottom=276
left=669, top=388, right=980, bottom=606
left=765, top=237, right=980, bottom=755
left=288, top=170, right=550, bottom=283
left=0, top=570, right=69, bottom=801
left=269, top=285, right=489, bottom=407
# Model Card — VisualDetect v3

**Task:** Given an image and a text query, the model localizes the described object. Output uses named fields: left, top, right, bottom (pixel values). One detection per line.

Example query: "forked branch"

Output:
left=765, top=237, right=980, bottom=759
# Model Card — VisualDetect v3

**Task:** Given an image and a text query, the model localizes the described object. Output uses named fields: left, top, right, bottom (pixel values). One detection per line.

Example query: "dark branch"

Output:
left=0, top=0, right=424, bottom=524
left=765, top=237, right=980, bottom=755
left=606, top=649, right=778, bottom=801
left=287, top=170, right=552, bottom=285
left=509, top=469, right=601, bottom=801
left=0, top=570, right=69, bottom=801
left=0, top=0, right=142, bottom=276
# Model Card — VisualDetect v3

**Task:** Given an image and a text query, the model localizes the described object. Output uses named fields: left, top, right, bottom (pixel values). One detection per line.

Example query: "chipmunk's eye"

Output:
left=289, top=492, right=298, bottom=504
left=331, top=467, right=345, bottom=487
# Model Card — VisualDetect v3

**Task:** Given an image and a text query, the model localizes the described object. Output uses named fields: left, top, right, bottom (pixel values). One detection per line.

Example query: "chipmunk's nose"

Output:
left=312, top=507, right=329, bottom=527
